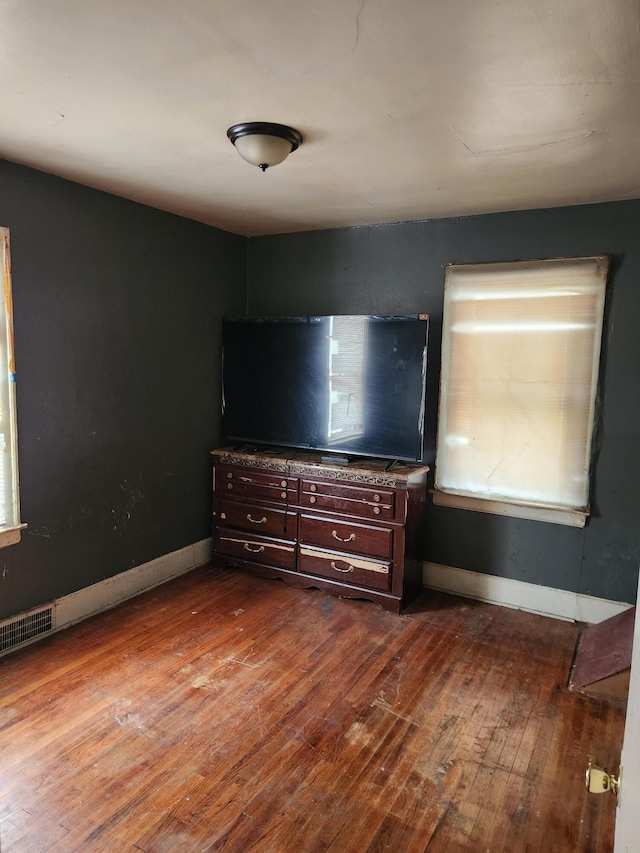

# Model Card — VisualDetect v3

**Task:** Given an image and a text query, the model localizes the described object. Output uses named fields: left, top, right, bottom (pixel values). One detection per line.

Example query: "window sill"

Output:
left=0, top=524, right=27, bottom=548
left=431, top=491, right=588, bottom=528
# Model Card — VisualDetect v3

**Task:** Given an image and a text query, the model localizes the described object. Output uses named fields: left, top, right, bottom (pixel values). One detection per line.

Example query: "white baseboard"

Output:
left=3, top=545, right=627, bottom=659
left=55, top=538, right=212, bottom=632
left=423, top=561, right=632, bottom=624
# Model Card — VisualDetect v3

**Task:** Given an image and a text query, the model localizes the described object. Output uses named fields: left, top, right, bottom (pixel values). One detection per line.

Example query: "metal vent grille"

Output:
left=0, top=606, right=53, bottom=654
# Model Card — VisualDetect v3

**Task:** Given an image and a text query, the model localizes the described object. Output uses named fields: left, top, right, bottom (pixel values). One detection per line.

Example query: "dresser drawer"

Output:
left=300, top=480, right=395, bottom=520
left=216, top=464, right=298, bottom=504
left=301, top=478, right=394, bottom=510
left=299, top=514, right=393, bottom=559
left=298, top=546, right=390, bottom=592
left=215, top=528, right=297, bottom=570
left=215, top=497, right=297, bottom=539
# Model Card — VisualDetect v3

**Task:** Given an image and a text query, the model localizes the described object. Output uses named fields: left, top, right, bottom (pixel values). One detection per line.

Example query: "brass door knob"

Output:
left=585, top=762, right=620, bottom=797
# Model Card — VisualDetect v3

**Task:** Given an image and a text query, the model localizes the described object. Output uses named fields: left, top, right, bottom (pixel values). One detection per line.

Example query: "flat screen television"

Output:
left=221, top=314, right=429, bottom=463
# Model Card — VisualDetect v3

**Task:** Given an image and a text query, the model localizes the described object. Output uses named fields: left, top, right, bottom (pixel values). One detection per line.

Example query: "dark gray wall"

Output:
left=247, top=202, right=640, bottom=604
left=0, top=160, right=246, bottom=620
left=3, top=157, right=636, bottom=616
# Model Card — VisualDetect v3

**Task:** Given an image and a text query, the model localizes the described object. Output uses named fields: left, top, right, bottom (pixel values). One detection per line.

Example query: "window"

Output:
left=434, top=256, right=609, bottom=527
left=0, top=228, right=22, bottom=546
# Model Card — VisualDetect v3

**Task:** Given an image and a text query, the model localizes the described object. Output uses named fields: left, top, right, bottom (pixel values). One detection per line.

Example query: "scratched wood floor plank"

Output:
left=0, top=566, right=625, bottom=852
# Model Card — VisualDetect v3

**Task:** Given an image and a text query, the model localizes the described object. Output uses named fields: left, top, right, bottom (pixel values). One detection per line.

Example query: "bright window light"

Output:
left=434, top=256, right=609, bottom=527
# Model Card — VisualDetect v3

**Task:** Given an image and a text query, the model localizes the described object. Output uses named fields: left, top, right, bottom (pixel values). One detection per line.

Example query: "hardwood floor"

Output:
left=0, top=566, right=625, bottom=852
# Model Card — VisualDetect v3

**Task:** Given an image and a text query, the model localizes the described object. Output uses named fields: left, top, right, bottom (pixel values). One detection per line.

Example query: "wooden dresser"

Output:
left=211, top=447, right=429, bottom=613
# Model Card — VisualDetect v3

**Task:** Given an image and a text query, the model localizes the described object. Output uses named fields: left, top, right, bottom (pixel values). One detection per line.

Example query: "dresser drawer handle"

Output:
left=246, top=514, right=267, bottom=525
left=332, top=530, right=356, bottom=543
left=331, top=561, right=354, bottom=573
left=281, top=480, right=287, bottom=488
left=373, top=493, right=381, bottom=502
left=373, top=506, right=381, bottom=515
left=244, top=543, right=265, bottom=553
left=309, top=484, right=317, bottom=492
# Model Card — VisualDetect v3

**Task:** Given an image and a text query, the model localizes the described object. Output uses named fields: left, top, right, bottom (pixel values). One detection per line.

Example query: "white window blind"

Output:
left=0, top=228, right=22, bottom=545
left=434, top=256, right=609, bottom=527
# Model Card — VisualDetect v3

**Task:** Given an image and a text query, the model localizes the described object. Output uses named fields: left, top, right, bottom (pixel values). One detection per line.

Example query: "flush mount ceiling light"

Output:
left=227, top=122, right=303, bottom=171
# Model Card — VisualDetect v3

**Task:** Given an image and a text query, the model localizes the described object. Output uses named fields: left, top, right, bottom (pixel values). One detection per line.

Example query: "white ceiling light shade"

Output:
left=227, top=122, right=303, bottom=171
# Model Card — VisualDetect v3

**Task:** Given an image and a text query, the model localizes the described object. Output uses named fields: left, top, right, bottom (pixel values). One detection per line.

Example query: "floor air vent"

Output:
left=0, top=606, right=54, bottom=655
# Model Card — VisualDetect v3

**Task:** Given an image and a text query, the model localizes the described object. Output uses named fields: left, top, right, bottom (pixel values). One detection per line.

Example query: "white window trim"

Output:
left=0, top=526, right=24, bottom=547
left=431, top=490, right=588, bottom=528
left=433, top=256, right=609, bottom=527
left=0, top=227, right=23, bottom=546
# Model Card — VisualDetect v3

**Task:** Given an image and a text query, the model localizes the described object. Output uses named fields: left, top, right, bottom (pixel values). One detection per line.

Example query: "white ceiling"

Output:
left=1, top=0, right=639, bottom=237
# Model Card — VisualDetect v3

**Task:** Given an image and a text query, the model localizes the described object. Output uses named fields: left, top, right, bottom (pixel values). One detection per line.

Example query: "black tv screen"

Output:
left=221, top=315, right=428, bottom=462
